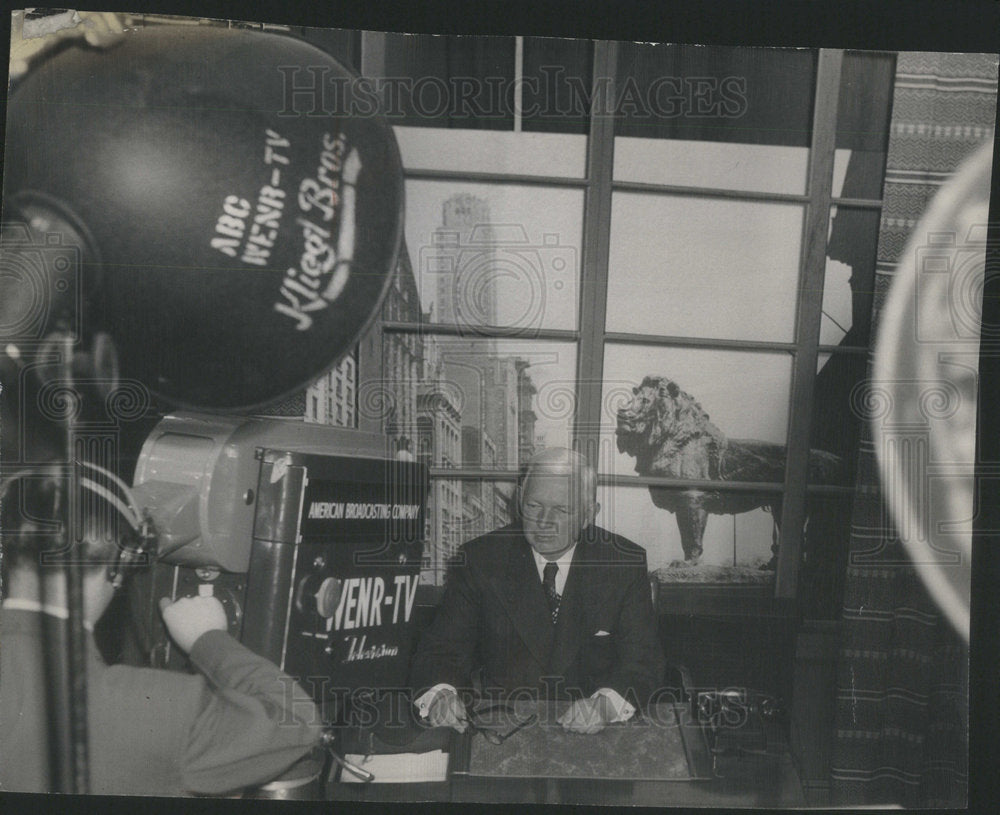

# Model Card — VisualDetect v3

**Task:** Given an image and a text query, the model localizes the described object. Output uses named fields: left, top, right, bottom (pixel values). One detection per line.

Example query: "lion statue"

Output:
left=616, top=375, right=842, bottom=567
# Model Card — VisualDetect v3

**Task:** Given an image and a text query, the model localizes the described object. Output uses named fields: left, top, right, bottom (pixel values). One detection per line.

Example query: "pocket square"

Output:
left=594, top=630, right=611, bottom=637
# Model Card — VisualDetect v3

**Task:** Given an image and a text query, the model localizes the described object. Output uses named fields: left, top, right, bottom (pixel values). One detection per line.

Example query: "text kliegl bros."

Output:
left=209, top=128, right=362, bottom=332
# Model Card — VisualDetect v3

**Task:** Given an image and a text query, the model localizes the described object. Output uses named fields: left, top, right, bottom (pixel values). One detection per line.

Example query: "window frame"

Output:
left=361, top=33, right=887, bottom=605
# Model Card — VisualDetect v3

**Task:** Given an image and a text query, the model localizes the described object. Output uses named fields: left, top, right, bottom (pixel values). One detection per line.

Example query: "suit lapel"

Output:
left=491, top=534, right=555, bottom=670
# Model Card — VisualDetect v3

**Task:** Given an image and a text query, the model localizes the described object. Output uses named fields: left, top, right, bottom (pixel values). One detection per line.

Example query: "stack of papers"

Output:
left=340, top=750, right=449, bottom=784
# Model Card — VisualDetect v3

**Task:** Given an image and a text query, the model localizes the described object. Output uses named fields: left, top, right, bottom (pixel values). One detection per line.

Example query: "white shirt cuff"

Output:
left=592, top=687, right=635, bottom=722
left=414, top=683, right=457, bottom=718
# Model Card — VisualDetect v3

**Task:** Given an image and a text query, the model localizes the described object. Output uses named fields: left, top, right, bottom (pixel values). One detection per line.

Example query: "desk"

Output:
left=328, top=702, right=806, bottom=807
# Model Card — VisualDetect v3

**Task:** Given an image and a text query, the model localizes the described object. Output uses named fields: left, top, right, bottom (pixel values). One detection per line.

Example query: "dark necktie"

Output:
left=542, top=562, right=561, bottom=624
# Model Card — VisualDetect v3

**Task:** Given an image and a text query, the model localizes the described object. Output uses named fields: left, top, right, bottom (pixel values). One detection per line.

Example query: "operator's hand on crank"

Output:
left=159, top=595, right=227, bottom=654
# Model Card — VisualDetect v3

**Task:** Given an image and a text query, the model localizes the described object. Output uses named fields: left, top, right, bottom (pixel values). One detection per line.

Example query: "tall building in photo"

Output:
left=425, top=194, right=548, bottom=556
left=302, top=351, right=357, bottom=427
left=442, top=352, right=535, bottom=472
left=413, top=333, right=461, bottom=584
left=515, top=358, right=538, bottom=464
left=375, top=247, right=425, bottom=455
left=416, top=399, right=462, bottom=582
left=433, top=194, right=498, bottom=331
left=385, top=192, right=545, bottom=583
left=254, top=347, right=359, bottom=428
left=437, top=350, right=527, bottom=542
left=480, top=354, right=520, bottom=470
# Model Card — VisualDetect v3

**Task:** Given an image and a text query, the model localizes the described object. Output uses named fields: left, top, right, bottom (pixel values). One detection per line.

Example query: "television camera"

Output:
left=1, top=22, right=421, bottom=796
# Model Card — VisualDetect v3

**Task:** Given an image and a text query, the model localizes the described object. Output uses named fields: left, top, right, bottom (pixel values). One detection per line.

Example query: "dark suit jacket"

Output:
left=0, top=609, right=322, bottom=796
left=409, top=524, right=665, bottom=708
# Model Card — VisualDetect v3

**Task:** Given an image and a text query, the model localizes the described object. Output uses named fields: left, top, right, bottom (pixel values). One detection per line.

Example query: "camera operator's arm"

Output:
left=158, top=597, right=323, bottom=795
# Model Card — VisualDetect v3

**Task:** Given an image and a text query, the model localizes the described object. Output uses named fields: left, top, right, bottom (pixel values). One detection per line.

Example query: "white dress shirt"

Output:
left=531, top=544, right=576, bottom=595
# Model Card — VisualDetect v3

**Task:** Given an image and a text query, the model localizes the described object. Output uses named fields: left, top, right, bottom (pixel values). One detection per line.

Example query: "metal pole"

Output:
left=61, top=335, right=90, bottom=793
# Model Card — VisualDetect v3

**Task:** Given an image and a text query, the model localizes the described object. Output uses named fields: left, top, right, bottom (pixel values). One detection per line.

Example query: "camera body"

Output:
left=126, top=413, right=428, bottom=725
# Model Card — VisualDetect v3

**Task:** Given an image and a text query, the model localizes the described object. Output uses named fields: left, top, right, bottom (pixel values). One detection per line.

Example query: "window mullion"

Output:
left=359, top=30, right=386, bottom=80
left=775, top=48, right=844, bottom=599
left=356, top=30, right=390, bottom=435
left=573, top=39, right=618, bottom=465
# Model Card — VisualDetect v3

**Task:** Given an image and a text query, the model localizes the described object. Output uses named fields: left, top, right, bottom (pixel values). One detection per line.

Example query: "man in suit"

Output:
left=0, top=476, right=323, bottom=795
left=410, top=447, right=664, bottom=734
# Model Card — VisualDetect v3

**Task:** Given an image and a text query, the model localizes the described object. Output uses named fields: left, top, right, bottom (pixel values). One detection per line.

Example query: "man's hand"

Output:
left=426, top=687, right=468, bottom=732
left=557, top=695, right=614, bottom=734
left=158, top=596, right=228, bottom=655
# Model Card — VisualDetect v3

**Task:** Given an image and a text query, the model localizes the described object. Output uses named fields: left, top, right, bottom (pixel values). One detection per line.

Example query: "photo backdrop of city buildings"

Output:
left=267, top=193, right=541, bottom=584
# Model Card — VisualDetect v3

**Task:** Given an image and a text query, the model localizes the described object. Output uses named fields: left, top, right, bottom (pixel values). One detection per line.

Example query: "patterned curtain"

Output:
left=829, top=53, right=997, bottom=807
